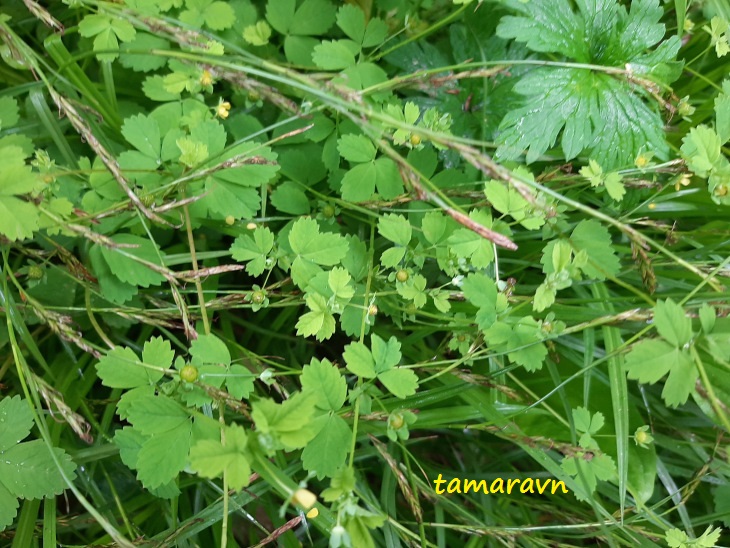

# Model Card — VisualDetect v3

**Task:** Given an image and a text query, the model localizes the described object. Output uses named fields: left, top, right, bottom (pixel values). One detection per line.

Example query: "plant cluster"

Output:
left=0, top=0, right=729, bottom=546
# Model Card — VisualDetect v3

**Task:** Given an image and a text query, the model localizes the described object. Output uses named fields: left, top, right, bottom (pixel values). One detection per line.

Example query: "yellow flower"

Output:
left=292, top=488, right=317, bottom=510
left=200, top=70, right=213, bottom=87
left=674, top=174, right=691, bottom=191
left=216, top=100, right=231, bottom=119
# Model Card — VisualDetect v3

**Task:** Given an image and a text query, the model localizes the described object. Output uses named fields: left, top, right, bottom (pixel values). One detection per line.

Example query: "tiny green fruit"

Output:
left=396, top=269, right=409, bottom=283
left=322, top=204, right=336, bottom=218
left=389, top=413, right=405, bottom=430
left=180, top=364, right=199, bottom=383
left=409, top=134, right=421, bottom=146
left=27, top=265, right=44, bottom=280
left=251, top=290, right=266, bottom=304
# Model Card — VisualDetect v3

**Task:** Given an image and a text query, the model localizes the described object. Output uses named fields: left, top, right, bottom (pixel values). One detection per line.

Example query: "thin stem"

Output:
left=183, top=203, right=211, bottom=336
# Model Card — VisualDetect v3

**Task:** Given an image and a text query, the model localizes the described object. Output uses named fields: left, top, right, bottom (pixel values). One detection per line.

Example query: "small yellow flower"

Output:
left=634, top=151, right=653, bottom=169
left=292, top=488, right=317, bottom=510
left=225, top=215, right=235, bottom=226
left=306, top=507, right=319, bottom=519
left=216, top=100, right=231, bottom=119
left=246, top=221, right=257, bottom=230
left=200, top=70, right=213, bottom=87
left=674, top=174, right=691, bottom=191
left=648, top=202, right=657, bottom=210
left=684, top=17, right=695, bottom=33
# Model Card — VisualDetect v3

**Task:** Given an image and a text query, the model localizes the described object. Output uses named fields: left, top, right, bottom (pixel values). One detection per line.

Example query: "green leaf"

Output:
left=378, top=368, right=418, bottom=399
left=180, top=0, right=235, bottom=31
left=190, top=333, right=231, bottom=366
left=296, top=293, right=336, bottom=341
left=120, top=33, right=170, bottom=72
left=681, top=126, right=724, bottom=177
left=378, top=214, right=412, bottom=246
left=96, top=346, right=164, bottom=389
left=338, top=134, right=376, bottom=163
left=496, top=0, right=679, bottom=168
left=0, top=440, right=76, bottom=499
left=329, top=267, right=355, bottom=303
left=98, top=234, right=166, bottom=288
left=231, top=226, right=275, bottom=276
left=121, top=114, right=161, bottom=160
left=396, top=273, right=428, bottom=309
left=301, top=358, right=347, bottom=411
left=447, top=211, right=496, bottom=269
left=343, top=341, right=377, bottom=378
left=570, top=220, right=620, bottom=280
left=336, top=4, right=366, bottom=43
left=190, top=424, right=251, bottom=491
left=243, top=20, right=272, bottom=46
left=0, top=145, right=41, bottom=241
left=270, top=181, right=310, bottom=214
left=340, top=157, right=403, bottom=201
left=251, top=392, right=318, bottom=451
left=371, top=334, right=402, bottom=373
left=266, top=0, right=336, bottom=36
left=0, top=396, right=33, bottom=452
left=126, top=393, right=191, bottom=435
left=302, top=414, right=351, bottom=478
left=136, top=423, right=192, bottom=489
left=626, top=339, right=697, bottom=407
left=653, top=299, right=693, bottom=347
left=312, top=39, right=359, bottom=70
left=0, top=97, right=19, bottom=130
left=289, top=217, right=348, bottom=266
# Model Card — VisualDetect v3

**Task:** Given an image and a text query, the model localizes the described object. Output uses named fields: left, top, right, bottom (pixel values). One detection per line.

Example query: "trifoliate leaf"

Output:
left=653, top=299, right=693, bottom=347
left=625, top=339, right=697, bottom=407
left=266, top=0, right=336, bottom=36
left=97, top=234, right=166, bottom=288
left=446, top=210, right=498, bottom=269
left=681, top=126, right=724, bottom=177
left=251, top=392, right=318, bottom=452
left=136, top=423, right=192, bottom=489
left=96, top=345, right=165, bottom=389
left=231, top=226, right=275, bottom=276
left=338, top=134, right=376, bottom=163
left=243, top=20, right=272, bottom=46
left=190, top=333, right=230, bottom=366
left=190, top=424, right=251, bottom=491
left=270, top=181, right=310, bottom=215
left=396, top=273, right=428, bottom=308
left=378, top=214, right=412, bottom=246
left=329, top=267, right=355, bottom=303
left=570, top=220, right=620, bottom=280
left=313, top=39, right=359, bottom=70
left=378, top=368, right=418, bottom=399
left=302, top=414, right=351, bottom=479
left=296, top=293, right=336, bottom=341
left=180, top=0, right=235, bottom=31
left=343, top=341, right=377, bottom=378
left=340, top=157, right=403, bottom=201
left=301, top=358, right=347, bottom=411
left=78, top=14, right=136, bottom=61
left=0, top=145, right=41, bottom=241
left=289, top=217, right=348, bottom=266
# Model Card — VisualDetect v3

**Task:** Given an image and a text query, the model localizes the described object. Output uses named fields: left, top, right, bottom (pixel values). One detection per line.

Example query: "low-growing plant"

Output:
left=0, top=0, right=729, bottom=546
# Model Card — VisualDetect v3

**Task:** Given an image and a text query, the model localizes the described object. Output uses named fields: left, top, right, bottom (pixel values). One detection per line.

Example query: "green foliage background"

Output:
left=0, top=0, right=729, bottom=546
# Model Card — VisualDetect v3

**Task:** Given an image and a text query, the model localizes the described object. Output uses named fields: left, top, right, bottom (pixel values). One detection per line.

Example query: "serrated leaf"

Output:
left=496, top=0, right=679, bottom=168
left=243, top=20, right=272, bottom=46
left=0, top=440, right=76, bottom=499
left=122, top=114, right=161, bottom=160
left=126, top=394, right=190, bottom=435
left=301, top=358, right=347, bottom=411
left=626, top=339, right=697, bottom=407
left=338, top=134, right=376, bottom=163
left=313, top=39, right=358, bottom=69
left=270, top=181, right=310, bottom=214
left=190, top=333, right=231, bottom=366
left=343, top=341, right=377, bottom=378
left=136, top=423, right=191, bottom=489
left=96, top=346, right=164, bottom=389
left=231, top=226, right=275, bottom=276
left=378, top=368, right=418, bottom=399
left=681, top=125, right=723, bottom=177
left=302, top=414, right=351, bottom=478
left=0, top=146, right=41, bottom=241
left=396, top=273, right=428, bottom=308
left=378, top=214, right=411, bottom=246
left=0, top=396, right=33, bottom=452
left=653, top=299, right=693, bottom=347
left=570, top=220, right=620, bottom=280
left=371, top=334, right=402, bottom=373
left=98, top=234, right=166, bottom=288
left=190, top=424, right=250, bottom=491
left=329, top=267, right=355, bottom=302
left=296, top=293, right=336, bottom=341
left=0, top=484, right=19, bottom=532
left=336, top=4, right=366, bottom=43
left=251, top=392, right=318, bottom=451
left=120, top=33, right=170, bottom=72
left=289, top=217, right=348, bottom=265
